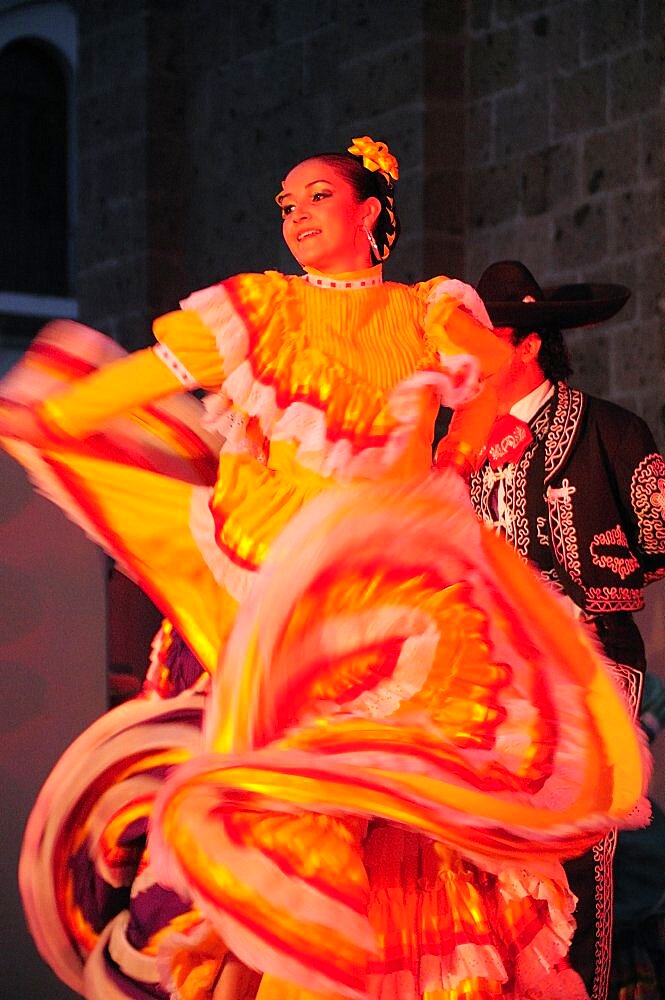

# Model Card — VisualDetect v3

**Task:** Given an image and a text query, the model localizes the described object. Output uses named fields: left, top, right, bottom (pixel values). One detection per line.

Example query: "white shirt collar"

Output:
left=510, top=380, right=554, bottom=425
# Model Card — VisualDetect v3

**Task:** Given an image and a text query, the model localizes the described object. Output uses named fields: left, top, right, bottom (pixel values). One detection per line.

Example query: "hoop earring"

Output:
left=363, top=225, right=380, bottom=257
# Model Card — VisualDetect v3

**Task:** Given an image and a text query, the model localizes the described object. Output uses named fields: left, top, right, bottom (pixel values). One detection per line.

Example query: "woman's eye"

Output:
left=280, top=203, right=295, bottom=218
left=312, top=191, right=331, bottom=202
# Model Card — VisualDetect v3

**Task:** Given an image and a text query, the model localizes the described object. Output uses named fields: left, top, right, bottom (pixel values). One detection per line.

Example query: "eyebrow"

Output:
left=276, top=179, right=333, bottom=203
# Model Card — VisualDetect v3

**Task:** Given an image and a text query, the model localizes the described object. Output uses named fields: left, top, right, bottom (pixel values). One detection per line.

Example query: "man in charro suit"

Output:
left=468, top=260, right=665, bottom=1000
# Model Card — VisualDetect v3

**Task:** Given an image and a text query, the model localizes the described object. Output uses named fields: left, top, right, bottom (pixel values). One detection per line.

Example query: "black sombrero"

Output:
left=476, top=260, right=630, bottom=330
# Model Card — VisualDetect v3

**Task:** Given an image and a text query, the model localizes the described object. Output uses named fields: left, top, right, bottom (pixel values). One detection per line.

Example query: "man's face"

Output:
left=489, top=327, right=543, bottom=410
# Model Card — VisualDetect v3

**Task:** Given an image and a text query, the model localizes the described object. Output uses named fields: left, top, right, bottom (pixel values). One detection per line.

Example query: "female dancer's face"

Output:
left=278, top=158, right=380, bottom=274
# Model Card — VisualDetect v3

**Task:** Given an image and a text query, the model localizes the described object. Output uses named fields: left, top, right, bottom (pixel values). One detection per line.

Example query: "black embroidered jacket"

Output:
left=469, top=382, right=665, bottom=614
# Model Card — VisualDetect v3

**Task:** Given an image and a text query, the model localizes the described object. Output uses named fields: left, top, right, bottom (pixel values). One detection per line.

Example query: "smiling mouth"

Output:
left=296, top=230, right=321, bottom=242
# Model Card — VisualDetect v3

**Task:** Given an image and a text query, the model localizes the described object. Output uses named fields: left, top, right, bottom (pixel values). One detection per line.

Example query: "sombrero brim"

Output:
left=484, top=283, right=630, bottom=329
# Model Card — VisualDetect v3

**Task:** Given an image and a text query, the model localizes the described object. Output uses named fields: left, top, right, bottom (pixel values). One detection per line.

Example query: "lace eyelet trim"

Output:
left=301, top=273, right=383, bottom=289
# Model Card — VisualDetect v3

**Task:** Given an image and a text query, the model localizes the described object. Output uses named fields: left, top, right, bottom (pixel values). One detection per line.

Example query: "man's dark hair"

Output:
left=511, top=326, right=573, bottom=382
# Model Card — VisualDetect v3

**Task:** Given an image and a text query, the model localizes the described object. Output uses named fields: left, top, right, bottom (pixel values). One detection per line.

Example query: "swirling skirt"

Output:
left=3, top=324, right=648, bottom=999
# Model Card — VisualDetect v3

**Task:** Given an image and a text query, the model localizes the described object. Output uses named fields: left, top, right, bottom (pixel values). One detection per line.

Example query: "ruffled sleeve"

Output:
left=35, top=273, right=290, bottom=442
left=169, top=271, right=291, bottom=384
left=417, top=276, right=509, bottom=382
left=152, top=308, right=225, bottom=391
left=409, top=277, right=511, bottom=477
left=150, top=271, right=294, bottom=395
left=32, top=294, right=231, bottom=440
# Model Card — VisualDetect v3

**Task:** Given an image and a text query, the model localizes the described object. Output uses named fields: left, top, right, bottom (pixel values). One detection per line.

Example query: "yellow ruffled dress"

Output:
left=1, top=265, right=647, bottom=1000
left=21, top=266, right=497, bottom=674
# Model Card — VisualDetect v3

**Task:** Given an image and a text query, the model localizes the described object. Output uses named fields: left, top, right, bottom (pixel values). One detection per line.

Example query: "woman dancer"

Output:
left=0, top=137, right=647, bottom=1000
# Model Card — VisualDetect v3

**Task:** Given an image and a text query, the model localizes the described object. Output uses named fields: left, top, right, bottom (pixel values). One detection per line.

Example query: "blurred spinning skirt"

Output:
left=1, top=326, right=649, bottom=1000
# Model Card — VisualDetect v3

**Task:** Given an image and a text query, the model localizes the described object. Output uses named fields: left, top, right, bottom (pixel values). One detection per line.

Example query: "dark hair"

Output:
left=306, top=152, right=400, bottom=263
left=511, top=326, right=573, bottom=382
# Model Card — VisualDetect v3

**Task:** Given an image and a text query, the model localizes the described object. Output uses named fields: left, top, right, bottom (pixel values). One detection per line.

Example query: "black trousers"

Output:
left=564, top=612, right=646, bottom=1000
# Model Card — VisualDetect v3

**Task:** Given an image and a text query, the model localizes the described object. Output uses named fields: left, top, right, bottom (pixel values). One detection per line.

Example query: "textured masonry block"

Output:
left=425, top=101, right=466, bottom=171
left=469, top=0, right=491, bottom=32
left=583, top=124, right=640, bottom=196
left=425, top=38, right=465, bottom=100
left=495, top=0, right=553, bottom=20
left=582, top=0, right=641, bottom=61
left=335, top=0, right=422, bottom=58
left=424, top=233, right=465, bottom=284
left=640, top=112, right=662, bottom=181
left=521, top=141, right=580, bottom=216
left=275, top=0, right=335, bottom=42
left=303, top=28, right=340, bottom=95
left=521, top=5, right=582, bottom=79
left=468, top=160, right=522, bottom=228
left=552, top=63, right=608, bottom=137
left=469, top=28, right=520, bottom=99
left=340, top=43, right=424, bottom=120
left=552, top=201, right=608, bottom=269
left=610, top=320, right=661, bottom=392
left=425, top=170, right=466, bottom=236
left=494, top=76, right=550, bottom=158
left=466, top=99, right=493, bottom=168
left=373, top=105, right=424, bottom=176
left=567, top=327, right=612, bottom=397
left=642, top=0, right=662, bottom=38
left=609, top=46, right=660, bottom=121
left=636, top=250, right=664, bottom=324
left=228, top=0, right=278, bottom=58
left=609, top=187, right=661, bottom=255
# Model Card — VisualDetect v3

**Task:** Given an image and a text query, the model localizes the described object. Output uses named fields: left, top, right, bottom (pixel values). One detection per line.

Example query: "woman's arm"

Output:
left=0, top=306, right=226, bottom=446
left=39, top=347, right=185, bottom=439
left=419, top=278, right=509, bottom=479
left=423, top=279, right=509, bottom=379
left=434, top=382, right=498, bottom=479
left=0, top=347, right=184, bottom=446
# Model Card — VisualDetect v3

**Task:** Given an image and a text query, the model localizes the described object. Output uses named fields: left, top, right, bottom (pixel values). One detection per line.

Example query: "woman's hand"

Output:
left=433, top=381, right=499, bottom=480
left=0, top=402, right=56, bottom=448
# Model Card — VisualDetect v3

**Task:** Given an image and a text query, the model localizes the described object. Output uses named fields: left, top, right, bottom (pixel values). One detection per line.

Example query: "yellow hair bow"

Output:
left=348, top=136, right=399, bottom=182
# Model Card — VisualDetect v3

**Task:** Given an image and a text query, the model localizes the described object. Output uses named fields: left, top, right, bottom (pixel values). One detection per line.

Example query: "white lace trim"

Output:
left=180, top=283, right=250, bottom=373
left=153, top=342, right=199, bottom=388
left=83, top=920, right=149, bottom=998
left=427, top=277, right=493, bottom=328
left=302, top=272, right=383, bottom=289
left=87, top=775, right=161, bottom=887
left=188, top=486, right=256, bottom=602
left=344, top=615, right=439, bottom=719
left=202, top=393, right=268, bottom=460
left=107, top=911, right=160, bottom=983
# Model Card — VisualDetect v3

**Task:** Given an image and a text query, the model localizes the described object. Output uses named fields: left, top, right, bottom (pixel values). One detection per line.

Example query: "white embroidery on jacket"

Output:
left=536, top=516, right=549, bottom=547
left=631, top=453, right=665, bottom=553
left=590, top=524, right=640, bottom=580
left=591, top=830, right=615, bottom=1000
left=544, top=383, right=583, bottom=479
left=584, top=586, right=644, bottom=613
left=546, top=479, right=582, bottom=578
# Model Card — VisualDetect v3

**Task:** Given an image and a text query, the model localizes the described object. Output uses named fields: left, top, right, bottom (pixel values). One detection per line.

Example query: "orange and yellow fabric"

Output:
left=1, top=266, right=647, bottom=1000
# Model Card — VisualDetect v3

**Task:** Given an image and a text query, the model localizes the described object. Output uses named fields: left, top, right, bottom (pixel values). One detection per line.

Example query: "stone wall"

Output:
left=73, top=0, right=663, bottom=444
left=76, top=0, right=189, bottom=346
left=1, top=0, right=463, bottom=334
left=180, top=0, right=438, bottom=288
left=74, top=1, right=474, bottom=341
left=1, top=3, right=664, bottom=996
left=464, top=0, right=663, bottom=444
